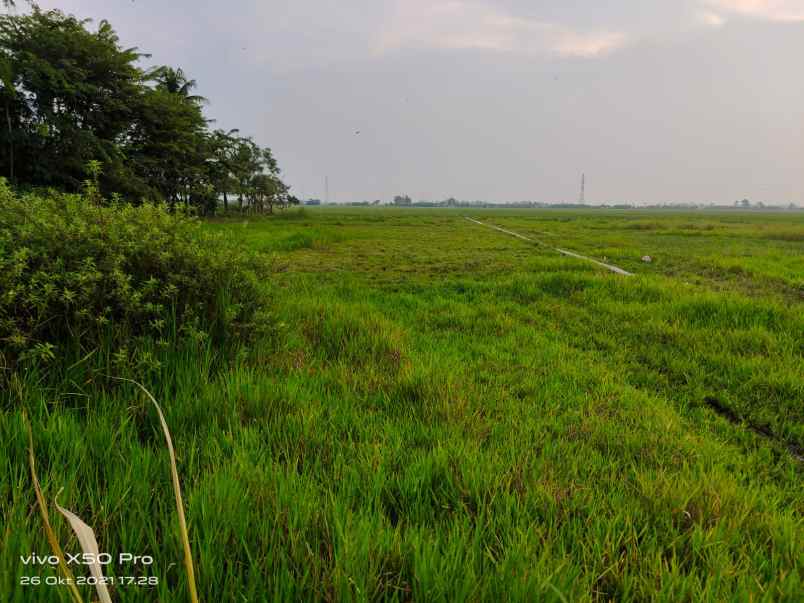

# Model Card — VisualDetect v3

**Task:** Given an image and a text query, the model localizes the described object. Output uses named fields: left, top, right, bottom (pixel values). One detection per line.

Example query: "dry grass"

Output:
left=25, top=413, right=84, bottom=603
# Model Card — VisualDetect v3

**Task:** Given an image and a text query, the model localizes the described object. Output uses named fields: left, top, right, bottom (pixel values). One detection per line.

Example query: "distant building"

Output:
left=393, top=195, right=412, bottom=206
left=304, top=198, right=321, bottom=206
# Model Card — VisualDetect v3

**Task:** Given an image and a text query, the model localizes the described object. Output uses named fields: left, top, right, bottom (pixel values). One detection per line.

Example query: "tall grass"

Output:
left=23, top=383, right=199, bottom=603
left=121, top=379, right=199, bottom=603
left=3, top=207, right=802, bottom=601
left=25, top=414, right=84, bottom=603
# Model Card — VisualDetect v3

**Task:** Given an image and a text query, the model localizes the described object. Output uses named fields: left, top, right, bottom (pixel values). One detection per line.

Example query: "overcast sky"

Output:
left=32, top=1, right=804, bottom=204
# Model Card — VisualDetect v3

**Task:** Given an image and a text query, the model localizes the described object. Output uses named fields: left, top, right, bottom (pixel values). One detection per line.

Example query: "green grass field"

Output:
left=3, top=208, right=802, bottom=601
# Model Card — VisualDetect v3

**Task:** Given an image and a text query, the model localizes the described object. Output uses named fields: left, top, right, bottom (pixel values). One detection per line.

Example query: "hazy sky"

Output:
left=32, top=1, right=804, bottom=204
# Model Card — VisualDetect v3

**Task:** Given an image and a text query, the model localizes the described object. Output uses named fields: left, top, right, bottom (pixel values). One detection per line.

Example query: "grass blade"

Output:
left=54, top=494, right=113, bottom=603
left=24, top=413, right=84, bottom=603
left=118, top=378, right=199, bottom=603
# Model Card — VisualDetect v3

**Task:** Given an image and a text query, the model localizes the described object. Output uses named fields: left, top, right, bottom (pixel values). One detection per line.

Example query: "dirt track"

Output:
left=464, top=217, right=634, bottom=276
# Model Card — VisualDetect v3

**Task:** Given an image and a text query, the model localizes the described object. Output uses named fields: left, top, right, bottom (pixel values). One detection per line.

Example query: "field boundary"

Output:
left=464, top=217, right=634, bottom=276
left=704, top=396, right=804, bottom=462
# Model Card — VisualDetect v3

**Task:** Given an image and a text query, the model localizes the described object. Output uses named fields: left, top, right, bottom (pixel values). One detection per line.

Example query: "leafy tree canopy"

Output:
left=0, top=7, right=290, bottom=214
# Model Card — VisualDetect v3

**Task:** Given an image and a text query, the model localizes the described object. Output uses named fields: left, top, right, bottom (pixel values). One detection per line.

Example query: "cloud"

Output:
left=550, top=29, right=628, bottom=57
left=375, top=0, right=628, bottom=58
left=696, top=11, right=728, bottom=27
left=706, top=0, right=804, bottom=22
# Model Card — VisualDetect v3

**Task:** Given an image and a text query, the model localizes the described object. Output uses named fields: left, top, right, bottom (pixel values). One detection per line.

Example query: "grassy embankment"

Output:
left=3, top=207, right=802, bottom=601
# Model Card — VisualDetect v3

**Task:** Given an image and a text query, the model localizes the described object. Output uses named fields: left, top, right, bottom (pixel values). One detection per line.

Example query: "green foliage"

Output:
left=127, top=85, right=209, bottom=204
left=0, top=9, right=145, bottom=193
left=82, top=160, right=103, bottom=205
left=0, top=8, right=290, bottom=212
left=0, top=181, right=269, bottom=375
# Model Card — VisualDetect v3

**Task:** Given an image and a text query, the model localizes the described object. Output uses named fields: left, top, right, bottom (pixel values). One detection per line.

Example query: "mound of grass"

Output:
left=0, top=182, right=268, bottom=377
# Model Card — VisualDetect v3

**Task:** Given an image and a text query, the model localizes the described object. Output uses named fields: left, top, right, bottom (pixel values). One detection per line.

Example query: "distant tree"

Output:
left=740, top=199, right=751, bottom=208
left=247, top=148, right=288, bottom=214
left=230, top=136, right=260, bottom=209
left=126, top=85, right=208, bottom=205
left=149, top=66, right=207, bottom=105
left=206, top=128, right=240, bottom=211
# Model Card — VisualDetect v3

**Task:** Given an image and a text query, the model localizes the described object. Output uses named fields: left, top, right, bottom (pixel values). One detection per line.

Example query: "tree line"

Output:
left=0, top=7, right=294, bottom=213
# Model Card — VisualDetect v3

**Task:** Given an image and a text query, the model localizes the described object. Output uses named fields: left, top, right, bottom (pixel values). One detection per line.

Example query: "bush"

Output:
left=0, top=181, right=268, bottom=374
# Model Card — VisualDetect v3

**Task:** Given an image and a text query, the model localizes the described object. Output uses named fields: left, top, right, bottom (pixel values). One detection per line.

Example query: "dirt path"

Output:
left=464, top=217, right=634, bottom=276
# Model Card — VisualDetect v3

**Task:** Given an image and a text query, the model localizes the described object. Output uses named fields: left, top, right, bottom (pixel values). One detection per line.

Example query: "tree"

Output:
left=0, top=9, right=147, bottom=193
left=0, top=8, right=151, bottom=190
left=0, top=51, right=21, bottom=184
left=0, top=8, right=289, bottom=211
left=233, top=142, right=288, bottom=214
left=148, top=66, right=207, bottom=105
left=126, top=86, right=208, bottom=205
left=206, top=128, right=240, bottom=212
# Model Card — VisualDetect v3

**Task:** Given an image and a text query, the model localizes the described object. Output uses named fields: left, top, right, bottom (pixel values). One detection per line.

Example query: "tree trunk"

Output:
left=5, top=99, right=13, bottom=184
left=223, top=190, right=228, bottom=212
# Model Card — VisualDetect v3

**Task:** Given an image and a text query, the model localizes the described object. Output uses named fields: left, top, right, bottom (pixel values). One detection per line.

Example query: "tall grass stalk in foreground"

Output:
left=25, top=413, right=84, bottom=603
left=120, top=378, right=200, bottom=603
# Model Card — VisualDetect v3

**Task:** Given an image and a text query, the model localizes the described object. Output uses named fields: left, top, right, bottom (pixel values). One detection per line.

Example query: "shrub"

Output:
left=0, top=181, right=268, bottom=374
